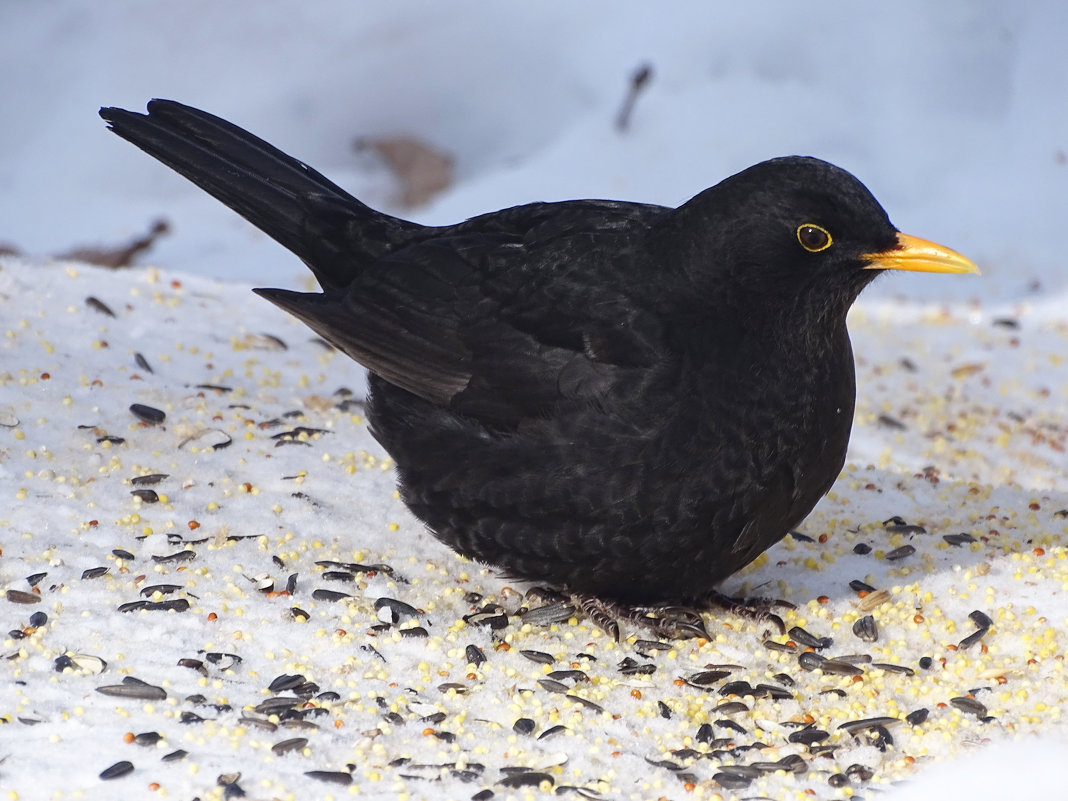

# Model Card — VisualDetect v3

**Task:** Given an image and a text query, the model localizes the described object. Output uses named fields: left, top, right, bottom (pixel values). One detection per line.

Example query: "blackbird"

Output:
left=100, top=100, right=977, bottom=626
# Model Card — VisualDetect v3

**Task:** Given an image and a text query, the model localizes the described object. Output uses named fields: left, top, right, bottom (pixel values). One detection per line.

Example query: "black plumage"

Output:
left=100, top=100, right=977, bottom=606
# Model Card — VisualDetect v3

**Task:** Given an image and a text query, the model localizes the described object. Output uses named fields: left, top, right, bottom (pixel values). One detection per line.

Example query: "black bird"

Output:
left=100, top=100, right=977, bottom=632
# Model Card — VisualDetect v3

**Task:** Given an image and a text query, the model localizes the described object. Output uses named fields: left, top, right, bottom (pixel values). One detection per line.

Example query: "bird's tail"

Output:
left=99, top=99, right=421, bottom=290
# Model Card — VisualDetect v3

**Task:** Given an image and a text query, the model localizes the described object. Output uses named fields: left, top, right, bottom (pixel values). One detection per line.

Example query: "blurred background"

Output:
left=1, top=0, right=1065, bottom=301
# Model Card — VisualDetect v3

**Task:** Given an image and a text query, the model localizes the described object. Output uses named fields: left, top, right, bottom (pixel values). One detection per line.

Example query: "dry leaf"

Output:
left=359, top=135, right=453, bottom=208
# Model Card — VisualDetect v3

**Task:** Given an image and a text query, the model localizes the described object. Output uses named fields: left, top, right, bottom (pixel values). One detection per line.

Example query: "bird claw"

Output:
left=695, top=589, right=793, bottom=636
left=570, top=596, right=710, bottom=642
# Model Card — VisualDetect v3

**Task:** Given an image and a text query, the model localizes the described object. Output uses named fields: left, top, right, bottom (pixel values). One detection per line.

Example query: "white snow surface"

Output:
left=2, top=2, right=1068, bottom=799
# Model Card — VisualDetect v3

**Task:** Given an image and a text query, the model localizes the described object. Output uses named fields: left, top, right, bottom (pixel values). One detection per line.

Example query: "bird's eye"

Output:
left=797, top=224, right=832, bottom=253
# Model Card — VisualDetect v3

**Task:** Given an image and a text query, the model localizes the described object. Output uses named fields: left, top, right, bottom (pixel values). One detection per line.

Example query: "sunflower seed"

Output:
left=852, top=615, right=878, bottom=642
left=96, top=678, right=166, bottom=700
left=271, top=738, right=308, bottom=755
left=99, top=760, right=134, bottom=780
left=129, top=403, right=166, bottom=424
left=131, top=473, right=168, bottom=486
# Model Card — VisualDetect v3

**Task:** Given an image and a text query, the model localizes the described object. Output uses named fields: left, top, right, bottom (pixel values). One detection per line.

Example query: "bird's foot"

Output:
left=570, top=595, right=710, bottom=642
left=692, top=589, right=796, bottom=636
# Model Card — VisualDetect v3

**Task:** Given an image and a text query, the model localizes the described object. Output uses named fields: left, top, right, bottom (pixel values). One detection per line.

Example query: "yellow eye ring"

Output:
left=797, top=224, right=832, bottom=253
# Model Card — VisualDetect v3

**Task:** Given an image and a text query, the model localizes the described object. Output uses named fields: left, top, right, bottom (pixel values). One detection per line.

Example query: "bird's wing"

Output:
left=256, top=230, right=670, bottom=427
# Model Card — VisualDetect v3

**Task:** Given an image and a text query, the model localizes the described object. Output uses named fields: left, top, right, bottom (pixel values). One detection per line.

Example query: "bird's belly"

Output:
left=369, top=374, right=853, bottom=604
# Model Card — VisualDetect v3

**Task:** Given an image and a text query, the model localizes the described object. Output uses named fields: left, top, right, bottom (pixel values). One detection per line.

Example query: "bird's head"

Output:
left=669, top=156, right=978, bottom=319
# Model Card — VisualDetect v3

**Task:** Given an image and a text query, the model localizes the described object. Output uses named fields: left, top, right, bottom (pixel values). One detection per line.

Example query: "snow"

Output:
left=2, top=2, right=1068, bottom=799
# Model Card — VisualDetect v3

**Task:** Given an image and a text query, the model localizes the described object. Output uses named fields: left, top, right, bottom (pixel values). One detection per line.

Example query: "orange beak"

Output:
left=863, top=232, right=980, bottom=275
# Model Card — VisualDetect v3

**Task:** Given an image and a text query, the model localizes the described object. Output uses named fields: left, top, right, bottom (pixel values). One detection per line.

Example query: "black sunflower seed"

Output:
left=849, top=579, right=876, bottom=592
left=788, top=728, right=829, bottom=745
left=312, top=589, right=352, bottom=602
left=129, top=403, right=166, bottom=424
left=99, top=760, right=134, bottom=780
left=96, top=680, right=167, bottom=700
left=81, top=566, right=109, bottom=580
left=465, top=644, right=486, bottom=667
left=269, top=674, right=306, bottom=692
left=837, top=716, right=899, bottom=733
left=304, top=771, right=352, bottom=785
left=538, top=724, right=567, bottom=740
left=131, top=473, right=168, bottom=486
left=272, top=738, right=308, bottom=755
left=6, top=589, right=41, bottom=604
left=513, top=717, right=535, bottom=735
left=131, top=489, right=159, bottom=503
left=374, top=597, right=420, bottom=622
left=788, top=626, right=832, bottom=649
left=853, top=543, right=872, bottom=554
left=905, top=708, right=929, bottom=726
left=112, top=548, right=136, bottom=560
left=950, top=696, right=988, bottom=718
left=152, top=550, right=195, bottom=564
left=520, top=649, right=554, bottom=665
left=86, top=296, right=116, bottom=316
left=162, top=750, right=187, bottom=762
left=944, top=533, right=976, bottom=546
left=499, top=771, right=553, bottom=788
left=852, top=615, right=878, bottom=642
left=885, top=544, right=916, bottom=561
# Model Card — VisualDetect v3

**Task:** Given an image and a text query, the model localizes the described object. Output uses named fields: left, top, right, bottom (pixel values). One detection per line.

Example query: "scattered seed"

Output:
left=685, top=669, right=731, bottom=686
left=884, top=523, right=926, bottom=535
left=849, top=579, right=876, bottom=592
left=513, top=717, right=535, bottom=735
left=566, top=694, right=604, bottom=713
left=162, top=750, right=188, bottom=762
left=272, top=737, right=308, bottom=755
left=857, top=589, right=892, bottom=611
left=885, top=544, right=916, bottom=561
left=905, top=708, right=929, bottom=726
left=112, top=548, right=136, bottom=560
left=268, top=674, right=306, bottom=692
left=788, top=728, right=830, bottom=745
left=852, top=615, right=878, bottom=642
left=28, top=611, right=47, bottom=627
left=871, top=663, right=915, bottom=676
left=134, top=352, right=153, bottom=373
left=537, top=679, right=569, bottom=694
left=311, top=589, right=352, bottom=602
left=969, top=610, right=994, bottom=629
left=99, top=760, right=134, bottom=780
left=86, top=296, right=116, bottom=316
left=139, top=584, right=181, bottom=597
left=837, top=716, right=900, bottom=734
left=465, top=644, right=486, bottom=667
left=117, top=599, right=190, bottom=613
left=499, top=771, right=553, bottom=788
left=96, top=678, right=166, bottom=700
left=81, top=566, right=109, bottom=580
left=133, top=731, right=163, bottom=746
left=797, top=651, right=827, bottom=671
left=304, top=770, right=352, bottom=786
left=944, top=532, right=976, bottom=546
left=129, top=403, right=166, bottom=424
left=152, top=550, right=195, bottom=564
left=547, top=670, right=588, bottom=683
left=538, top=724, right=568, bottom=740
left=853, top=543, right=872, bottom=554
left=374, top=597, right=420, bottom=622
left=950, top=696, right=988, bottom=718
left=130, top=489, right=160, bottom=503
left=131, top=473, right=168, bottom=486
left=788, top=626, right=832, bottom=649
left=519, top=602, right=575, bottom=626
left=520, top=649, right=554, bottom=665
left=6, top=589, right=41, bottom=605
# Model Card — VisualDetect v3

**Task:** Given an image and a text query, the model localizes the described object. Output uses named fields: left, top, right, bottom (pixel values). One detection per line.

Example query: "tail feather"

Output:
left=99, top=99, right=421, bottom=289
